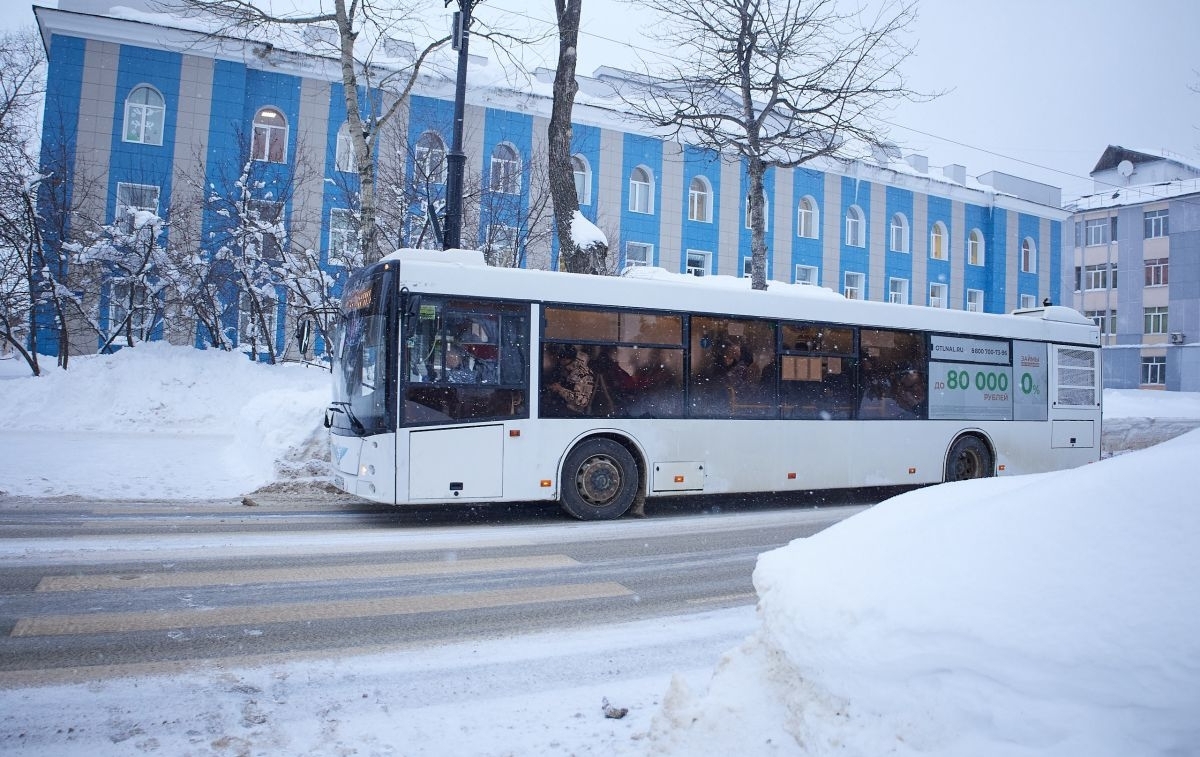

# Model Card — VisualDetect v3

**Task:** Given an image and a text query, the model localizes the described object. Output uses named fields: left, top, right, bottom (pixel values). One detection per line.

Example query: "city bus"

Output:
left=327, top=249, right=1101, bottom=520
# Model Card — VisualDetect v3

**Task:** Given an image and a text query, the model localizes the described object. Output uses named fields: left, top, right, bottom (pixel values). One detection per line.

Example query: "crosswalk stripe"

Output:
left=36, top=554, right=580, bottom=592
left=11, top=582, right=634, bottom=637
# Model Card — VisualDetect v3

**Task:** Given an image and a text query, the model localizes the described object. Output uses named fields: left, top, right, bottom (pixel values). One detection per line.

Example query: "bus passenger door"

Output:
left=408, top=425, right=505, bottom=500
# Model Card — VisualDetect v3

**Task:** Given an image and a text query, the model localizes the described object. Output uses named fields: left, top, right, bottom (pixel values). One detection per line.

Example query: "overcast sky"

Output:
left=12, top=0, right=1200, bottom=200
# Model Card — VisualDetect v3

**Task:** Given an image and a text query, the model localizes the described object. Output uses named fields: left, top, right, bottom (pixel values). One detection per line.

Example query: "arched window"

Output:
left=1021, top=237, right=1037, bottom=273
left=335, top=122, right=356, bottom=173
left=415, top=131, right=446, bottom=184
left=489, top=142, right=520, bottom=194
left=688, top=176, right=712, bottom=222
left=890, top=213, right=909, bottom=253
left=629, top=166, right=653, bottom=214
left=968, top=228, right=985, bottom=266
left=251, top=107, right=288, bottom=163
left=930, top=221, right=948, bottom=260
left=572, top=155, right=591, bottom=205
left=796, top=196, right=818, bottom=239
left=123, top=85, right=165, bottom=145
left=845, top=205, right=865, bottom=248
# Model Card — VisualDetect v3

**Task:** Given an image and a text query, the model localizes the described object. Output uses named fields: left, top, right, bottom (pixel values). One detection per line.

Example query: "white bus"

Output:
left=327, top=249, right=1101, bottom=520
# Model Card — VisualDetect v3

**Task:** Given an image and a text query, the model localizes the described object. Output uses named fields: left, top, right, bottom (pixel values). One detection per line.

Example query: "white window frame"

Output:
left=845, top=205, right=865, bottom=248
left=795, top=264, right=818, bottom=285
left=1141, top=356, right=1166, bottom=385
left=685, top=249, right=711, bottom=277
left=966, top=289, right=984, bottom=313
left=1085, top=309, right=1117, bottom=336
left=115, top=182, right=161, bottom=233
left=967, top=229, right=985, bottom=266
left=890, top=213, right=909, bottom=253
left=796, top=196, right=818, bottom=239
left=1144, top=306, right=1169, bottom=335
left=1145, top=258, right=1168, bottom=287
left=107, top=280, right=152, bottom=342
left=1020, top=294, right=1038, bottom=310
left=1144, top=209, right=1168, bottom=239
left=247, top=199, right=285, bottom=259
left=123, top=85, right=165, bottom=146
left=930, top=221, right=948, bottom=260
left=572, top=154, right=591, bottom=206
left=489, top=143, right=521, bottom=194
left=251, top=107, right=288, bottom=163
left=1083, top=263, right=1116, bottom=291
left=688, top=176, right=713, bottom=223
left=1021, top=237, right=1037, bottom=273
left=888, top=277, right=909, bottom=304
left=415, top=131, right=447, bottom=185
left=335, top=122, right=356, bottom=173
left=929, top=282, right=948, bottom=309
left=328, top=208, right=359, bottom=267
left=843, top=271, right=864, bottom=300
left=238, top=289, right=278, bottom=349
left=625, top=241, right=652, bottom=267
left=1085, top=218, right=1109, bottom=246
left=629, top=166, right=654, bottom=214
left=486, top=223, right=519, bottom=261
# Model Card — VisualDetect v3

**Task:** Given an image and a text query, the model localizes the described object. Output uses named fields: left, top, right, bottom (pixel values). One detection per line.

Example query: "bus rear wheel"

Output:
left=560, top=438, right=639, bottom=520
left=945, top=435, right=993, bottom=482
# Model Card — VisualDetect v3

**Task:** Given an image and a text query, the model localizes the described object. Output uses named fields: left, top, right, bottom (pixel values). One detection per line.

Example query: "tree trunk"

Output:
left=747, top=156, right=768, bottom=291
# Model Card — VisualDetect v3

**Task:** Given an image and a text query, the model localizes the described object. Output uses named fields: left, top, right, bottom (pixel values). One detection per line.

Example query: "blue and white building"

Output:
left=34, top=0, right=1070, bottom=359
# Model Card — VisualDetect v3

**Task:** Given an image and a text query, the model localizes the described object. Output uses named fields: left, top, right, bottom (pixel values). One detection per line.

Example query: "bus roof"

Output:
left=375, top=249, right=1100, bottom=346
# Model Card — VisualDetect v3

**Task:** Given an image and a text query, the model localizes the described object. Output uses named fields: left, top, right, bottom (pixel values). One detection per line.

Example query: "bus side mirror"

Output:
left=404, top=293, right=422, bottom=320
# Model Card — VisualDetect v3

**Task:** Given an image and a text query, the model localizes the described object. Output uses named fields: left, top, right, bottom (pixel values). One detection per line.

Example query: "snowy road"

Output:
left=0, top=500, right=866, bottom=685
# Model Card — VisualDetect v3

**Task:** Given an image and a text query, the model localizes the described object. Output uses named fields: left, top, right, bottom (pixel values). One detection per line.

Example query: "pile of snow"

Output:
left=0, top=345, right=330, bottom=499
left=648, top=428, right=1200, bottom=755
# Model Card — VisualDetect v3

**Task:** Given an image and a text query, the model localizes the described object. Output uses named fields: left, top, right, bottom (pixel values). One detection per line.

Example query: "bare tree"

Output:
left=159, top=0, right=451, bottom=264
left=549, top=0, right=609, bottom=274
left=622, top=0, right=920, bottom=289
left=479, top=145, right=555, bottom=268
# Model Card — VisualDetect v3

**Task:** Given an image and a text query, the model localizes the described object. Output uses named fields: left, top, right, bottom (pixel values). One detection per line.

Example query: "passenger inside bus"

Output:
left=541, top=344, right=596, bottom=416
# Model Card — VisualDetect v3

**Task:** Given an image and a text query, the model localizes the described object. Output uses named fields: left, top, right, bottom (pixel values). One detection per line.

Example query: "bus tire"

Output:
left=560, top=438, right=640, bottom=520
left=944, top=435, right=993, bottom=482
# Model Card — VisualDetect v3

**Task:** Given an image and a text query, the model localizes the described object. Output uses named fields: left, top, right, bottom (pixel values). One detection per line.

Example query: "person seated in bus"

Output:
left=715, top=337, right=764, bottom=412
left=442, top=345, right=478, bottom=384
left=591, top=346, right=636, bottom=416
left=859, top=366, right=926, bottom=419
left=541, top=344, right=596, bottom=416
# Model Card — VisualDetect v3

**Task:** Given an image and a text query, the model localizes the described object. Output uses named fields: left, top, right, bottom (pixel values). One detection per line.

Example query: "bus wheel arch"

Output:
left=943, top=432, right=995, bottom=483
left=559, top=434, right=645, bottom=520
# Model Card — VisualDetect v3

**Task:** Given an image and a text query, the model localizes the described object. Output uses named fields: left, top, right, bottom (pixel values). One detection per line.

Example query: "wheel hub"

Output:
left=577, top=455, right=620, bottom=505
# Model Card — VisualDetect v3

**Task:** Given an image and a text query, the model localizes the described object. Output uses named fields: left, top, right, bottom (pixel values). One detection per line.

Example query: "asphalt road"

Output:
left=0, top=490, right=881, bottom=686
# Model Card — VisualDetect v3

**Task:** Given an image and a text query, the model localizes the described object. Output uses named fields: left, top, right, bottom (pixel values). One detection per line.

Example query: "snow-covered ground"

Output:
left=1, top=347, right=1198, bottom=755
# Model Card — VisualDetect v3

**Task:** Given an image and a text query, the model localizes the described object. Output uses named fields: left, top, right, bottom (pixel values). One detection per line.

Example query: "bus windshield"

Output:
left=330, top=266, right=396, bottom=437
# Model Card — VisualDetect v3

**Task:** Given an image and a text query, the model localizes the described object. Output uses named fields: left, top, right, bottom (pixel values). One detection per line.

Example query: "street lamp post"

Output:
left=443, top=0, right=475, bottom=251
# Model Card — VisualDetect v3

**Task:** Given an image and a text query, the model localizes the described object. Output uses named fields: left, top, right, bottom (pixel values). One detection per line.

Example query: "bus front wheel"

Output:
left=945, top=435, right=994, bottom=482
left=560, top=438, right=640, bottom=520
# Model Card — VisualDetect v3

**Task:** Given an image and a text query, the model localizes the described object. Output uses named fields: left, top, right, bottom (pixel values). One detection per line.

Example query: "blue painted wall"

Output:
left=619, top=133, right=663, bottom=267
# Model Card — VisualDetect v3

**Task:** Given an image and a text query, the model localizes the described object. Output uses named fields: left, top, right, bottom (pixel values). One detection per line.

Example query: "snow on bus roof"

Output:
left=620, top=265, right=845, bottom=300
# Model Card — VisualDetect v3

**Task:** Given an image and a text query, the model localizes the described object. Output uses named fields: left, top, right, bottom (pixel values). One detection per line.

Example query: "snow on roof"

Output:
left=1067, top=177, right=1200, bottom=212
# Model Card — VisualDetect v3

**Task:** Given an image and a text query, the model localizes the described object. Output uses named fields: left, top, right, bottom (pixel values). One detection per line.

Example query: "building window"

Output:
left=415, top=131, right=447, bottom=184
left=251, top=107, right=288, bottom=163
left=115, top=182, right=160, bottom=232
left=1021, top=237, right=1037, bottom=273
left=238, top=290, right=278, bottom=348
left=843, top=271, right=864, bottom=300
left=929, top=282, right=947, bottom=308
left=888, top=277, right=909, bottom=304
left=688, top=176, right=712, bottom=222
left=328, top=208, right=359, bottom=266
left=966, top=289, right=984, bottom=312
left=1085, top=309, right=1117, bottom=336
left=625, top=241, right=652, bottom=267
left=484, top=224, right=519, bottom=263
left=1085, top=218, right=1110, bottom=246
left=744, top=192, right=768, bottom=230
left=1080, top=263, right=1118, bottom=291
left=1020, top=294, right=1038, bottom=309
left=890, top=213, right=909, bottom=253
left=1145, top=258, right=1169, bottom=287
left=796, top=196, right=818, bottom=239
left=489, top=143, right=520, bottom=194
left=1144, top=209, right=1169, bottom=239
left=930, top=221, right=947, bottom=260
left=741, top=257, right=754, bottom=277
left=1141, top=356, right=1166, bottom=385
left=685, top=249, right=711, bottom=276
left=967, top=229, right=985, bottom=266
left=123, top=85, right=165, bottom=146
left=795, top=264, right=818, bottom=285
left=1144, top=306, right=1169, bottom=335
left=845, top=205, right=865, bottom=247
left=629, top=166, right=654, bottom=214
left=107, top=281, right=151, bottom=342
left=247, top=199, right=284, bottom=259
left=572, top=155, right=591, bottom=205
left=335, top=122, right=356, bottom=173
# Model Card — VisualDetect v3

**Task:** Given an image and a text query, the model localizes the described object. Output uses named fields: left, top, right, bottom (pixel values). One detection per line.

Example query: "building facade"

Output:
left=34, top=1, right=1068, bottom=361
left=1067, top=146, right=1200, bottom=391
